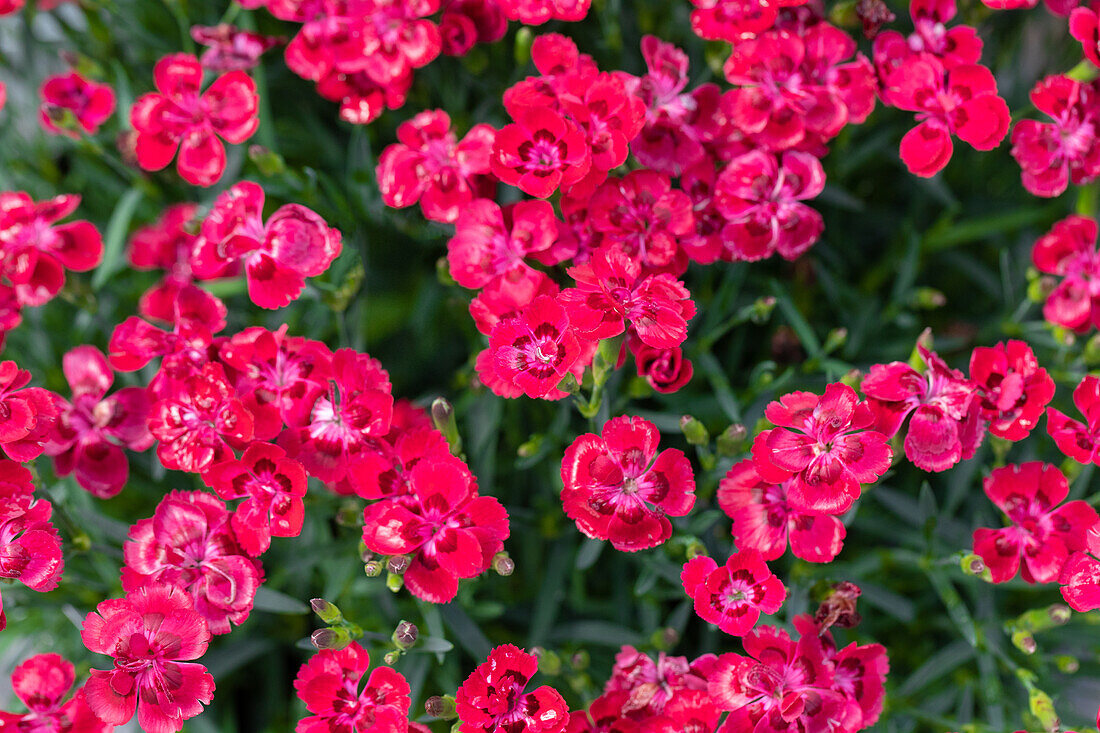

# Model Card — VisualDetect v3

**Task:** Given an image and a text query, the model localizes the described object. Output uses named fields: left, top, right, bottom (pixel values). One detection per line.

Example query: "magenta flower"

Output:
left=485, top=294, right=583, bottom=400
left=1047, top=374, right=1100, bottom=465
left=455, top=645, right=568, bottom=733
left=44, top=345, right=153, bottom=498
left=0, top=460, right=63, bottom=631
left=1011, top=75, right=1100, bottom=198
left=1031, top=215, right=1100, bottom=332
left=0, top=653, right=109, bottom=732
left=0, top=359, right=58, bottom=462
left=752, top=383, right=892, bottom=515
left=294, top=642, right=411, bottom=733
left=446, top=199, right=559, bottom=289
left=190, top=23, right=283, bottom=72
left=38, top=71, right=115, bottom=137
left=490, top=107, right=591, bottom=199
left=681, top=550, right=787, bottom=636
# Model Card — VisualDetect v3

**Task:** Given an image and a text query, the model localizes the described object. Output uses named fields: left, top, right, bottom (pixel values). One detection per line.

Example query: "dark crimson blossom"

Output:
left=1031, top=214, right=1100, bottom=331
left=560, top=415, right=695, bottom=552
left=122, top=490, right=263, bottom=635
left=630, top=340, right=693, bottom=394
left=1010, top=75, right=1100, bottom=197
left=1047, top=374, right=1100, bottom=464
left=216, top=325, right=334, bottom=433
left=447, top=199, right=558, bottom=289
left=971, top=462, right=1097, bottom=583
left=968, top=340, right=1054, bottom=442
left=500, top=0, right=590, bottom=22
left=0, top=460, right=63, bottom=631
left=1059, top=520, right=1100, bottom=611
left=204, top=442, right=308, bottom=556
left=884, top=57, right=1010, bottom=178
left=0, top=191, right=103, bottom=308
left=455, top=645, right=569, bottom=733
left=559, top=247, right=696, bottom=349
left=38, top=72, right=115, bottom=137
left=491, top=106, right=591, bottom=198
left=130, top=53, right=259, bottom=186
left=0, top=653, right=109, bottom=732
left=793, top=615, right=889, bottom=731
left=713, top=150, right=826, bottom=262
left=148, top=361, right=255, bottom=474
left=587, top=171, right=694, bottom=275
left=195, top=181, right=343, bottom=309
left=718, top=458, right=847, bottom=563
left=44, top=345, right=153, bottom=499
left=190, top=23, right=283, bottom=72
left=681, top=550, right=786, bottom=636
left=861, top=343, right=984, bottom=472
left=279, top=347, right=393, bottom=488
left=81, top=586, right=214, bottom=733
left=377, top=108, right=496, bottom=223
left=484, top=294, right=583, bottom=400
left=362, top=458, right=509, bottom=603
left=708, top=623, right=862, bottom=733
left=752, top=383, right=892, bottom=515
left=0, top=360, right=58, bottom=462
left=1071, top=5, right=1100, bottom=67
left=565, top=692, right=641, bottom=733
left=871, top=0, right=981, bottom=77
left=442, top=0, right=508, bottom=48
left=293, top=642, right=411, bottom=733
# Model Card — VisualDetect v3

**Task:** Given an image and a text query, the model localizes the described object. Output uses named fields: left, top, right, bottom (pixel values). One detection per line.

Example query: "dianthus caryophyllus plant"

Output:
left=1047, top=374, right=1100, bottom=464
left=1031, top=214, right=1100, bottom=332
left=1010, top=75, right=1100, bottom=198
left=491, top=106, right=591, bottom=198
left=44, top=345, right=153, bottom=498
left=447, top=199, right=559, bottom=289
left=500, top=0, right=591, bottom=23
left=972, top=462, right=1097, bottom=583
left=872, top=0, right=982, bottom=76
left=122, top=490, right=264, bottom=634
left=1059, top=519, right=1100, bottom=611
left=294, top=642, right=411, bottom=733
left=0, top=460, right=63, bottom=631
left=0, top=653, right=108, bottom=732
left=378, top=108, right=496, bottom=223
left=861, top=342, right=984, bottom=472
left=718, top=458, right=847, bottom=562
left=38, top=72, right=115, bottom=137
left=81, top=586, right=214, bottom=733
left=752, top=383, right=891, bottom=515
left=483, top=294, right=584, bottom=400
left=0, top=359, right=58, bottom=462
left=968, top=340, right=1054, bottom=441
left=194, top=181, right=343, bottom=309
left=0, top=191, right=103, bottom=308
left=190, top=24, right=284, bottom=72
left=455, top=644, right=569, bottom=733
left=681, top=550, right=787, bottom=636
left=560, top=415, right=695, bottom=551
left=130, top=53, right=259, bottom=186
left=362, top=458, right=508, bottom=602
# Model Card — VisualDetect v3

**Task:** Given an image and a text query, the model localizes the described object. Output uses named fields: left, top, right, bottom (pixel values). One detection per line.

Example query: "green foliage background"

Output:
left=0, top=0, right=1098, bottom=730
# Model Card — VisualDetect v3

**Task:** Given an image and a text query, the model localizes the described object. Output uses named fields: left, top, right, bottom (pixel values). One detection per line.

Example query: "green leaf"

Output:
left=252, top=587, right=310, bottom=615
left=897, top=639, right=974, bottom=696
left=440, top=602, right=492, bottom=660
left=91, top=187, right=143, bottom=291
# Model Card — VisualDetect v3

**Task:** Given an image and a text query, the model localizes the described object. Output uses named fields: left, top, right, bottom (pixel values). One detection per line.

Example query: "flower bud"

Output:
left=517, top=434, right=543, bottom=458
left=1056, top=655, right=1079, bottom=673
left=426, top=696, right=458, bottom=720
left=1028, top=687, right=1059, bottom=733
left=71, top=531, right=92, bottom=553
left=386, top=572, right=404, bottom=593
left=750, top=295, right=776, bottom=324
left=911, top=287, right=946, bottom=310
left=570, top=650, right=590, bottom=671
left=436, top=257, right=456, bottom=286
left=310, top=598, right=343, bottom=625
left=1012, top=630, right=1037, bottom=655
left=431, top=398, right=463, bottom=455
left=960, top=553, right=989, bottom=580
left=492, top=551, right=514, bottom=576
left=383, top=650, right=402, bottom=665
left=392, top=620, right=418, bottom=650
left=387, top=554, right=411, bottom=575
left=651, top=627, right=678, bottom=650
left=364, top=560, right=383, bottom=577
left=336, top=500, right=362, bottom=527
left=823, top=327, right=847, bottom=354
left=248, top=144, right=286, bottom=176
left=311, top=626, right=351, bottom=651
left=535, top=648, right=562, bottom=676
left=715, top=423, right=748, bottom=456
left=1048, top=604, right=1071, bottom=625
left=679, top=415, right=709, bottom=446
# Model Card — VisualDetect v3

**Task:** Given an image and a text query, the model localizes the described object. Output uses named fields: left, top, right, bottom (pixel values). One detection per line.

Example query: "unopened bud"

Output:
left=960, top=553, right=988, bottom=579
left=1056, top=655, right=1080, bottom=673
left=1028, top=687, right=1059, bottom=733
left=536, top=648, right=562, bottom=676
left=383, top=650, right=401, bottom=665
left=364, top=560, right=383, bottom=577
left=840, top=368, right=863, bottom=390
left=426, top=695, right=458, bottom=720
left=436, top=257, right=456, bottom=286
left=716, top=423, right=747, bottom=456
left=684, top=539, right=707, bottom=560
left=1048, top=604, right=1071, bottom=625
left=651, top=627, right=678, bottom=650
left=431, top=398, right=463, bottom=455
left=750, top=295, right=776, bottom=324
left=310, top=598, right=343, bottom=625
left=311, top=626, right=351, bottom=651
left=518, top=434, right=543, bottom=458
left=815, top=581, right=863, bottom=632
left=71, top=532, right=92, bottom=553
left=493, top=552, right=514, bottom=576
left=912, top=287, right=946, bottom=310
left=387, top=555, right=411, bottom=575
left=680, top=415, right=710, bottom=446
left=335, top=501, right=361, bottom=527
left=393, top=620, right=418, bottom=650
left=823, top=327, right=848, bottom=354
left=248, top=144, right=286, bottom=176
left=1012, top=630, right=1037, bottom=654
left=557, top=372, right=580, bottom=394
left=386, top=573, right=404, bottom=593
left=570, top=650, right=590, bottom=671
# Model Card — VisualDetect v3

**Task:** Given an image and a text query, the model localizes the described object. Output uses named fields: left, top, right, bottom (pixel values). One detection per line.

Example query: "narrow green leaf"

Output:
left=440, top=602, right=492, bottom=660
left=252, top=587, right=310, bottom=615
left=92, top=187, right=143, bottom=290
